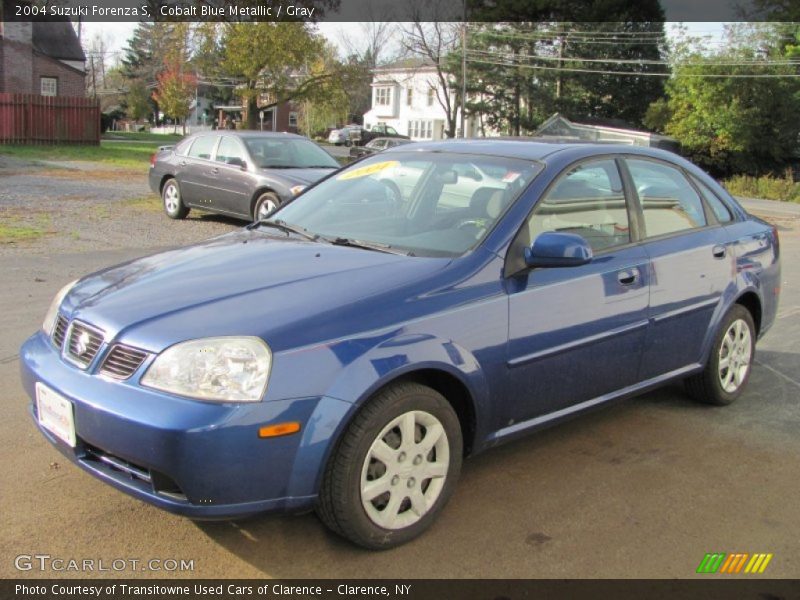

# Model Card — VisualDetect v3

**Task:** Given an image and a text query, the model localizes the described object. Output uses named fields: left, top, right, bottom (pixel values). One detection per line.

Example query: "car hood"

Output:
left=262, top=167, right=337, bottom=186
left=62, top=230, right=449, bottom=353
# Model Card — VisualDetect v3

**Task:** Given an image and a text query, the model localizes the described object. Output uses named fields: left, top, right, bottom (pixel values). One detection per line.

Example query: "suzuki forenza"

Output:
left=21, top=140, right=780, bottom=548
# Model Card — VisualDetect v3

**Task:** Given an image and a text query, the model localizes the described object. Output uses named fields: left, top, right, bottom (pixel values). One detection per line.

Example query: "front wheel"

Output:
left=162, top=179, right=189, bottom=219
left=317, top=382, right=462, bottom=549
left=253, top=192, right=281, bottom=221
left=685, top=304, right=756, bottom=405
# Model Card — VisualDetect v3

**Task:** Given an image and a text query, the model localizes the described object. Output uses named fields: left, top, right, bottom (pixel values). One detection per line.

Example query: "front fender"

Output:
left=326, top=332, right=490, bottom=426
left=290, top=333, right=492, bottom=498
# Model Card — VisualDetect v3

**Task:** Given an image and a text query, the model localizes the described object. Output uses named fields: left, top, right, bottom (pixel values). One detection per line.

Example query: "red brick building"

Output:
left=0, top=6, right=86, bottom=97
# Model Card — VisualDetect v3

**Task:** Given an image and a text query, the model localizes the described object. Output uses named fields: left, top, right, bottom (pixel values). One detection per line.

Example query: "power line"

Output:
left=465, top=56, right=800, bottom=78
left=466, top=48, right=800, bottom=68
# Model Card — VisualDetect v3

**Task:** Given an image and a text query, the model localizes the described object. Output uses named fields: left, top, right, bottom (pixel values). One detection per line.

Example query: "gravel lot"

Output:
left=1, top=157, right=798, bottom=579
left=0, top=156, right=239, bottom=257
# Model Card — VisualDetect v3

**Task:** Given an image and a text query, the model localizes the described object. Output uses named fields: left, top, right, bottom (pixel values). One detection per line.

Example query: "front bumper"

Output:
left=20, top=332, right=351, bottom=519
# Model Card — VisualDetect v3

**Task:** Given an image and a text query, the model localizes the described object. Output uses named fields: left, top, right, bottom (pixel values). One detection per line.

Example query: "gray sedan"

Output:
left=148, top=131, right=340, bottom=221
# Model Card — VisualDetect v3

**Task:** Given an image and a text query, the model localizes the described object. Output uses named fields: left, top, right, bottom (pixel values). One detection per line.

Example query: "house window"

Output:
left=408, top=120, right=434, bottom=140
left=427, top=88, right=435, bottom=107
left=40, top=77, right=57, bottom=97
left=406, top=88, right=413, bottom=106
left=288, top=112, right=298, bottom=127
left=375, top=87, right=391, bottom=107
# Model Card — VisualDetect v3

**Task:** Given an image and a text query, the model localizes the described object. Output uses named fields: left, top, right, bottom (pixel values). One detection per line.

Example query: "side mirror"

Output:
left=524, top=232, right=593, bottom=268
left=227, top=157, right=247, bottom=170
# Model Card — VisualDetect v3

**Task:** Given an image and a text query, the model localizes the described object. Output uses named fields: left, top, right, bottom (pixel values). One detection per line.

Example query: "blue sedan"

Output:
left=20, top=140, right=780, bottom=549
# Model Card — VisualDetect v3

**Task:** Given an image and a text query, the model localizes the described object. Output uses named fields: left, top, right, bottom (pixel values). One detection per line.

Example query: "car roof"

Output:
left=383, top=138, right=681, bottom=163
left=189, top=131, right=307, bottom=140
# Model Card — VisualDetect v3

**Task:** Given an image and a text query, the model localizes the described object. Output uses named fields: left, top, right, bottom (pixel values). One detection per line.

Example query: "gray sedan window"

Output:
left=215, top=137, right=246, bottom=165
left=187, top=136, right=217, bottom=161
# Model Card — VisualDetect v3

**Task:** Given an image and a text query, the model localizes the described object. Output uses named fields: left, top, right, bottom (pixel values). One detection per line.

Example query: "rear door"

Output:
left=180, top=135, right=219, bottom=205
left=505, top=158, right=650, bottom=423
left=623, top=157, right=732, bottom=379
left=209, top=136, right=253, bottom=218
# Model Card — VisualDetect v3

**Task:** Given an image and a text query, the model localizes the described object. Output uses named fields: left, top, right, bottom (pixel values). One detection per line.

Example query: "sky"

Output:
left=78, top=21, right=728, bottom=67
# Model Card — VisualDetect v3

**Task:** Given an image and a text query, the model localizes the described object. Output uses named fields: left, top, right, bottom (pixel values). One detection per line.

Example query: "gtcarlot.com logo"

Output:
left=697, top=552, right=773, bottom=574
left=14, top=554, right=195, bottom=573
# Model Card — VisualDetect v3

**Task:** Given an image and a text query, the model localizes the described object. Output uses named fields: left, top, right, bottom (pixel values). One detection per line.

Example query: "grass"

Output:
left=0, top=141, right=164, bottom=170
left=102, top=131, right=184, bottom=143
left=0, top=212, right=51, bottom=244
left=723, top=171, right=800, bottom=203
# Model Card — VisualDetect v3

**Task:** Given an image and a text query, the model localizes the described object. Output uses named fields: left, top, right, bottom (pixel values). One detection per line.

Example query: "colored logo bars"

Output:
left=697, top=553, right=773, bottom=574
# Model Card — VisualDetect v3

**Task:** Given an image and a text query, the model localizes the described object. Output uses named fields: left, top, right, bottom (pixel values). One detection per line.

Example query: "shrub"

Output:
left=723, top=170, right=800, bottom=203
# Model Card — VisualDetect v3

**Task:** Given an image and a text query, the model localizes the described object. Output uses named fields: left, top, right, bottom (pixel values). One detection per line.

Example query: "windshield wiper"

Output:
left=304, top=165, right=338, bottom=169
left=322, top=236, right=413, bottom=256
left=249, top=219, right=319, bottom=241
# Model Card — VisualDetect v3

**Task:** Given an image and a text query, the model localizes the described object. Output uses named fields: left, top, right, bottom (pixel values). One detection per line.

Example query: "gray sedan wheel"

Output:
left=162, top=179, right=189, bottom=219
left=253, top=192, right=281, bottom=221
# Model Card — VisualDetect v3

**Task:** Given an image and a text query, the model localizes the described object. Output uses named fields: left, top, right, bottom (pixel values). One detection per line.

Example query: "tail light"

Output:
left=150, top=153, right=156, bottom=168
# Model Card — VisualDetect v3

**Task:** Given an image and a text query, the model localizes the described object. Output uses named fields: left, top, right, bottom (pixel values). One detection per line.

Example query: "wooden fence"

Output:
left=0, top=93, right=100, bottom=145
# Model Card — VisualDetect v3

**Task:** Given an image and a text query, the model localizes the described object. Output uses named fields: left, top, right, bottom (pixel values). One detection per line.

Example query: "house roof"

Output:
left=537, top=113, right=671, bottom=140
left=375, top=57, right=438, bottom=72
left=32, top=21, right=85, bottom=62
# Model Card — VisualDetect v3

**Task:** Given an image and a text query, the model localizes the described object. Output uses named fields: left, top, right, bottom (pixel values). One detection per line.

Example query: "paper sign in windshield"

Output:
left=337, top=161, right=399, bottom=181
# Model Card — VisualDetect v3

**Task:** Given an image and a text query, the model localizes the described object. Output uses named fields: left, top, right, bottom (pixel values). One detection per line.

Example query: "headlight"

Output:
left=290, top=185, right=306, bottom=196
left=141, top=337, right=272, bottom=403
left=42, top=279, right=78, bottom=335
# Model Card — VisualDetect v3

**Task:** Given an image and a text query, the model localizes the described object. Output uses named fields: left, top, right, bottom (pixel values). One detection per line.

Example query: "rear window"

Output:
left=187, top=136, right=217, bottom=160
left=692, top=176, right=733, bottom=223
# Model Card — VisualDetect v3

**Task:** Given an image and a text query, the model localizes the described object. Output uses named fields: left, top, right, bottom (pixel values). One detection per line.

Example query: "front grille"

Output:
left=65, top=321, right=104, bottom=367
left=52, top=315, right=68, bottom=349
left=99, top=344, right=149, bottom=379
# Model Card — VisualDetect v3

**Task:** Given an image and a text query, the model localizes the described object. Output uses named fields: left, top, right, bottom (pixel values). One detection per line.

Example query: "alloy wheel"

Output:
left=718, top=318, right=752, bottom=393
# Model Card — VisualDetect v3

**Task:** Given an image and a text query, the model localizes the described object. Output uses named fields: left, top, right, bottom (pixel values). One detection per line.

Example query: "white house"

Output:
left=362, top=58, right=481, bottom=141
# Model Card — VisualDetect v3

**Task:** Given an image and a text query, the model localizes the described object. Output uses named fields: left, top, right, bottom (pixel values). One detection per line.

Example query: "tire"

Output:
left=317, top=382, right=463, bottom=549
left=162, top=178, right=189, bottom=219
left=253, top=192, right=281, bottom=222
left=685, top=304, right=756, bottom=406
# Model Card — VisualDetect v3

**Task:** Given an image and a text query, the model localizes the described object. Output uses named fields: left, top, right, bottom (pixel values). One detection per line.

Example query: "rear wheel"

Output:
left=685, top=304, right=756, bottom=405
left=317, top=382, right=462, bottom=549
left=162, top=179, right=189, bottom=219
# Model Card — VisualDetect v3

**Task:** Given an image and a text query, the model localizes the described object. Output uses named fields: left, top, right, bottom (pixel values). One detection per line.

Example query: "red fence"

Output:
left=0, top=93, right=100, bottom=145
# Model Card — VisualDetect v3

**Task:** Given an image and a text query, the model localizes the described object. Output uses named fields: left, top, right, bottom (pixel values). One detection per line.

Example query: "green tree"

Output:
left=120, top=22, right=187, bottom=124
left=460, top=1, right=666, bottom=134
left=221, top=22, right=325, bottom=130
left=296, top=42, right=351, bottom=136
left=152, top=58, right=197, bottom=134
left=651, top=25, right=800, bottom=175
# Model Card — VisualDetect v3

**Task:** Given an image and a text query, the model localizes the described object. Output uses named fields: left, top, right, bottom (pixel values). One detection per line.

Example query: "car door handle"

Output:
left=617, top=268, right=639, bottom=286
left=210, top=168, right=219, bottom=175
left=712, top=244, right=727, bottom=259
left=179, top=161, right=187, bottom=167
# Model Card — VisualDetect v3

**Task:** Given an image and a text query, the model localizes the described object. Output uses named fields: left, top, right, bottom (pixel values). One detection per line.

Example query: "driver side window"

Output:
left=526, top=159, right=630, bottom=253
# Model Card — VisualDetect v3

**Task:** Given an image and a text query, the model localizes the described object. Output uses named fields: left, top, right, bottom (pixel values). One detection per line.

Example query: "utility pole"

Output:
left=460, top=0, right=467, bottom=138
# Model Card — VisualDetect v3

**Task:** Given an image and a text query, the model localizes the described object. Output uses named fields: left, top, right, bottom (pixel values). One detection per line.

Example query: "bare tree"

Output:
left=334, top=17, right=398, bottom=122
left=399, top=4, right=462, bottom=138
left=337, top=19, right=397, bottom=68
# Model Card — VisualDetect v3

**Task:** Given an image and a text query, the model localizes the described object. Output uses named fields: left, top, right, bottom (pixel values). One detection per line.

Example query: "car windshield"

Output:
left=270, top=152, right=543, bottom=257
left=243, top=137, right=339, bottom=169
